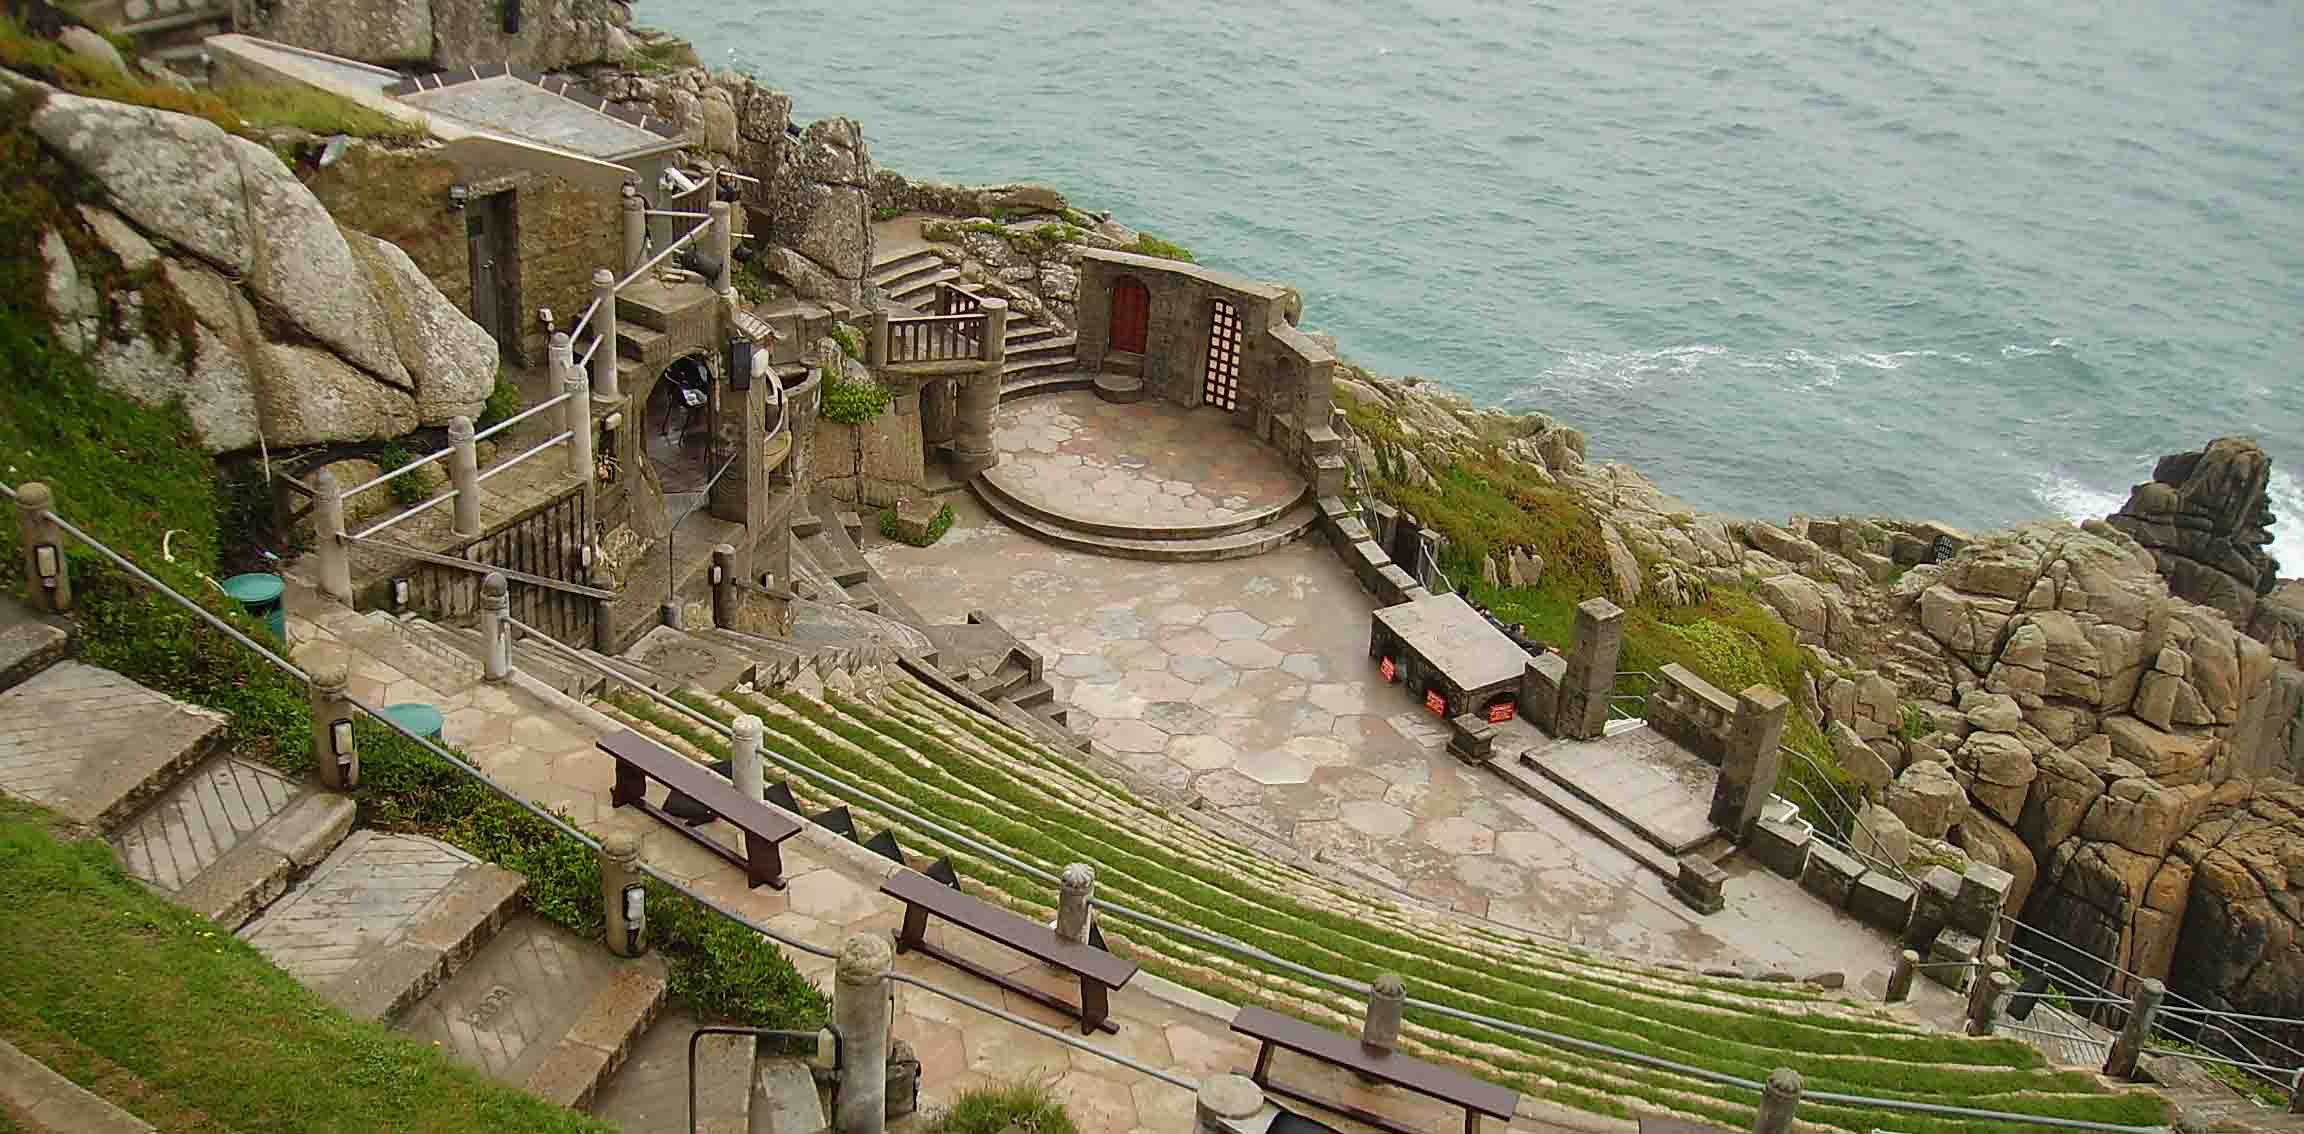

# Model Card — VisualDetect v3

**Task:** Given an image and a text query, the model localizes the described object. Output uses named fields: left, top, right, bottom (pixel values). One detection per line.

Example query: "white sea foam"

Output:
left=2033, top=465, right=2304, bottom=577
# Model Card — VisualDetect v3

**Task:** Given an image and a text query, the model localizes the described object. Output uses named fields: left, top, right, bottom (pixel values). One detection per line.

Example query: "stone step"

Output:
left=591, top=1008, right=761, bottom=1133
left=753, top=1056, right=828, bottom=1134
left=396, top=912, right=667, bottom=1112
left=0, top=598, right=70, bottom=694
left=0, top=661, right=228, bottom=831
left=997, top=370, right=1096, bottom=403
left=620, top=625, right=758, bottom=695
left=398, top=617, right=602, bottom=699
left=1008, top=678, right=1055, bottom=710
left=886, top=267, right=960, bottom=308
left=1002, top=353, right=1079, bottom=380
left=110, top=756, right=356, bottom=929
left=993, top=696, right=1089, bottom=754
left=1489, top=755, right=1678, bottom=881
left=1521, top=730, right=1717, bottom=857
left=1006, top=322, right=1062, bottom=347
left=238, top=828, right=527, bottom=1022
left=800, top=533, right=870, bottom=587
left=977, top=472, right=1315, bottom=543
left=971, top=480, right=1321, bottom=562
left=1007, top=334, right=1078, bottom=362
left=868, top=251, right=944, bottom=290
left=1093, top=372, right=1145, bottom=404
left=618, top=320, right=669, bottom=362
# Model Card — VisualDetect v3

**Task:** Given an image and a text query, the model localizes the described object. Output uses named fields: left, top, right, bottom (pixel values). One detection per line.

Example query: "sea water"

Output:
left=641, top=0, right=2304, bottom=568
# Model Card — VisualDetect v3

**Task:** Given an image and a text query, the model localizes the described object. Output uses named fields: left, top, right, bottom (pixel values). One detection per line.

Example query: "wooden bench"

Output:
left=1231, top=1005, right=1520, bottom=1134
left=881, top=868, right=1139, bottom=1034
left=599, top=728, right=801, bottom=890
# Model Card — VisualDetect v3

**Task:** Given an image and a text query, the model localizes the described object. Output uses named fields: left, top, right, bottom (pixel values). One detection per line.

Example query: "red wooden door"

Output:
left=1109, top=276, right=1149, bottom=354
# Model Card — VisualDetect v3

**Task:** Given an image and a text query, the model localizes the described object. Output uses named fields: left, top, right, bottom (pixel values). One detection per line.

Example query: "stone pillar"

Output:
left=867, top=307, right=890, bottom=368
left=1968, top=968, right=2014, bottom=1036
left=447, top=416, right=481, bottom=537
left=2104, top=977, right=2163, bottom=1080
left=951, top=299, right=1006, bottom=480
left=591, top=268, right=621, bottom=402
left=479, top=572, right=511, bottom=682
left=1194, top=1074, right=1268, bottom=1134
left=560, top=342, right=593, bottom=482
left=1362, top=972, right=1405, bottom=1051
left=2288, top=1067, right=2303, bottom=1115
left=1710, top=685, right=1790, bottom=837
left=712, top=544, right=738, bottom=628
left=601, top=831, right=646, bottom=957
left=732, top=713, right=764, bottom=804
left=1751, top=1069, right=1802, bottom=1134
left=591, top=563, right=617, bottom=654
left=12, top=481, right=70, bottom=613
left=710, top=200, right=735, bottom=296
left=621, top=183, right=646, bottom=275
left=1055, top=863, right=1095, bottom=946
left=299, top=643, right=357, bottom=791
left=1886, top=949, right=1918, bottom=1004
left=833, top=933, right=893, bottom=1134
left=1553, top=597, right=1624, bottom=740
left=311, top=468, right=352, bottom=603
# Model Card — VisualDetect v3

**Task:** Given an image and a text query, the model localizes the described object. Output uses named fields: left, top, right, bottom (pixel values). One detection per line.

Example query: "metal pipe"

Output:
left=474, top=391, right=573, bottom=443
left=476, top=432, right=576, bottom=483
left=619, top=220, right=712, bottom=291
left=343, top=445, right=454, bottom=499
left=887, top=973, right=1197, bottom=1090
left=647, top=210, right=712, bottom=220
left=351, top=486, right=461, bottom=540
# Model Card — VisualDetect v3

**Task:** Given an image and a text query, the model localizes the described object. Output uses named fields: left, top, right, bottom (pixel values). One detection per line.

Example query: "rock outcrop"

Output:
left=26, top=83, right=493, bottom=450
left=2110, top=437, right=2283, bottom=634
left=233, top=0, right=634, bottom=71
left=760, top=117, right=874, bottom=308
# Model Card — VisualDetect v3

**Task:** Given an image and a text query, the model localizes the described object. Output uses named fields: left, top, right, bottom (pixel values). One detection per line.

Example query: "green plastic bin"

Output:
left=383, top=702, right=445, bottom=744
left=222, top=573, right=286, bottom=641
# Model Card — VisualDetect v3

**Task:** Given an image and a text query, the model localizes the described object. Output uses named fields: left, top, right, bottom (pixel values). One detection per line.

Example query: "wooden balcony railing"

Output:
left=886, top=313, right=988, bottom=363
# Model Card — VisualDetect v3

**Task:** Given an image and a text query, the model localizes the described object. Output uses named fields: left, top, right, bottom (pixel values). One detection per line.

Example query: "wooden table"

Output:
left=1231, top=1005, right=1520, bottom=1134
left=599, top=728, right=800, bottom=889
left=882, top=868, right=1139, bottom=1034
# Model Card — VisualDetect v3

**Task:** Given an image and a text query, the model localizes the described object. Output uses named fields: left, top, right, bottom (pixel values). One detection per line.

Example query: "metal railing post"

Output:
left=621, top=183, right=646, bottom=275
left=447, top=416, right=481, bottom=538
left=480, top=571, right=511, bottom=682
left=710, top=199, right=734, bottom=296
left=591, top=268, right=621, bottom=402
left=2105, top=978, right=2163, bottom=1080
left=313, top=467, right=353, bottom=603
left=13, top=481, right=71, bottom=613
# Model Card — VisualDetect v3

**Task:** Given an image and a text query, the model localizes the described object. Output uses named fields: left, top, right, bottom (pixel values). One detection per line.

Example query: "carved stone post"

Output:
left=1751, top=1069, right=1802, bottom=1134
left=712, top=544, right=738, bottom=628
left=2104, top=978, right=2163, bottom=1080
left=621, top=183, right=646, bottom=275
left=1553, top=597, right=1624, bottom=739
left=866, top=307, right=890, bottom=368
left=1711, top=685, right=1791, bottom=837
left=447, top=416, right=481, bottom=538
left=1886, top=949, right=1918, bottom=1004
left=1968, top=967, right=2014, bottom=1036
left=1055, top=863, right=1095, bottom=946
left=833, top=933, right=893, bottom=1134
left=12, top=481, right=70, bottom=613
left=710, top=199, right=735, bottom=296
left=601, top=831, right=645, bottom=957
left=480, top=572, right=511, bottom=682
left=555, top=335, right=592, bottom=483
left=591, top=268, right=621, bottom=402
left=312, top=467, right=352, bottom=603
left=1194, top=1075, right=1268, bottom=1134
left=1362, top=972, right=1405, bottom=1051
left=299, top=643, right=357, bottom=791
left=731, top=713, right=764, bottom=804
left=951, top=298, right=1006, bottom=479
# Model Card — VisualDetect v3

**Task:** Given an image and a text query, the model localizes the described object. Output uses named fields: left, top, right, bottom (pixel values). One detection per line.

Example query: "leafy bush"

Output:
left=1126, top=232, right=1195, bottom=263
left=876, top=503, right=955, bottom=547
left=732, top=262, right=775, bottom=306
left=829, top=323, right=864, bottom=362
left=475, top=372, right=520, bottom=431
left=375, top=442, right=432, bottom=508
left=922, top=1076, right=1077, bottom=1134
left=871, top=205, right=906, bottom=223
left=820, top=373, right=891, bottom=425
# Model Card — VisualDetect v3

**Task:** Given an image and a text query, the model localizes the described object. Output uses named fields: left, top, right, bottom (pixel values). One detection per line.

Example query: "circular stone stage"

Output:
left=975, top=391, right=1315, bottom=561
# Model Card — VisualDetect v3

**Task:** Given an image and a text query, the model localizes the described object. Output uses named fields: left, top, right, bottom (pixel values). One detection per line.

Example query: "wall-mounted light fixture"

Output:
left=448, top=184, right=470, bottom=210
left=391, top=578, right=410, bottom=609
left=328, top=717, right=356, bottom=786
left=621, top=883, right=645, bottom=954
left=32, top=544, right=61, bottom=591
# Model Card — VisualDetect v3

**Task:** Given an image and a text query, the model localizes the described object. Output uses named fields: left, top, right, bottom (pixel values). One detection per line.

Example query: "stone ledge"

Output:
left=0, top=1037, right=154, bottom=1133
left=525, top=956, right=669, bottom=1111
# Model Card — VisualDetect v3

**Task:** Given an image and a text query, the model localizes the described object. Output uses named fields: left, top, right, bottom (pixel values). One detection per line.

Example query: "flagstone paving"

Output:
left=983, top=392, right=1304, bottom=530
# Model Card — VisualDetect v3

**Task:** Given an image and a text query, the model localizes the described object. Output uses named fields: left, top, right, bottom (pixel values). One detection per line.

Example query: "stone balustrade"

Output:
left=1646, top=662, right=1738, bottom=765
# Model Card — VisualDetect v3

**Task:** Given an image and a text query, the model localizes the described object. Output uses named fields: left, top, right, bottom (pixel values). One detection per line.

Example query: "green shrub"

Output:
left=876, top=503, right=955, bottom=547
left=215, top=85, right=424, bottom=143
left=922, top=1076, right=1076, bottom=1134
left=1126, top=232, right=1194, bottom=263
left=820, top=373, right=891, bottom=425
left=829, top=323, right=864, bottom=362
left=1897, top=704, right=1935, bottom=740
left=872, top=205, right=907, bottom=223
left=733, top=262, right=775, bottom=306
left=475, top=372, right=520, bottom=431
left=375, top=442, right=432, bottom=508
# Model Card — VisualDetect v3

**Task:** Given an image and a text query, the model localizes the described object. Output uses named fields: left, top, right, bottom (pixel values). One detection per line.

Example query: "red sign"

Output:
left=1424, top=690, right=1448, bottom=716
left=1379, top=657, right=1397, bottom=683
left=1487, top=700, right=1517, bottom=724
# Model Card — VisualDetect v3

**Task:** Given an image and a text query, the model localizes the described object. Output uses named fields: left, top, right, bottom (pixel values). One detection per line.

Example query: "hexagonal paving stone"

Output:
left=1119, top=669, right=1197, bottom=703
left=1156, top=627, right=1219, bottom=656
left=1167, top=734, right=1239, bottom=771
left=1141, top=700, right=1214, bottom=735
left=1214, top=639, right=1285, bottom=670
left=1235, top=749, right=1314, bottom=786
left=1283, top=735, right=1351, bottom=767
left=1069, top=682, right=1148, bottom=721
left=1280, top=653, right=1328, bottom=681
left=1423, top=815, right=1496, bottom=855
left=1337, top=799, right=1414, bottom=838
left=1192, top=769, right=1263, bottom=807
left=1167, top=653, right=1228, bottom=683
left=1384, top=782, right=1433, bottom=810
left=1308, top=682, right=1371, bottom=715
left=1237, top=670, right=1307, bottom=700
left=1054, top=653, right=1116, bottom=680
left=1454, top=854, right=1530, bottom=897
left=1092, top=718, right=1170, bottom=754
left=1204, top=610, right=1269, bottom=641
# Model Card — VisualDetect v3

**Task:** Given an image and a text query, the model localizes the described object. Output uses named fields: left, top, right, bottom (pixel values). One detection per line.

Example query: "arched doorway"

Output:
left=644, top=352, right=717, bottom=513
left=1109, top=275, right=1149, bottom=354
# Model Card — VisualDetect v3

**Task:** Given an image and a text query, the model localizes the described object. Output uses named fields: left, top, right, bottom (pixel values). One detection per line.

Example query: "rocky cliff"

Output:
left=13, top=73, right=495, bottom=451
left=231, top=0, right=635, bottom=71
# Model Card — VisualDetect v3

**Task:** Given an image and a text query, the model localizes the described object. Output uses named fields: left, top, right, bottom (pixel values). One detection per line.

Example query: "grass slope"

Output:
left=0, top=801, right=611, bottom=1133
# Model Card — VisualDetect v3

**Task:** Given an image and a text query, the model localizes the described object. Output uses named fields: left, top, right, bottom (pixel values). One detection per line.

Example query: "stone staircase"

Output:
left=0, top=595, right=666, bottom=1121
left=869, top=247, right=1082, bottom=391
left=971, top=474, right=1322, bottom=563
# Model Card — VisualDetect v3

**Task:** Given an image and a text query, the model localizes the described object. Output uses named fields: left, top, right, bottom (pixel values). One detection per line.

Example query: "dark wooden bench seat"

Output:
left=599, top=728, right=801, bottom=890
left=1232, top=1004, right=1520, bottom=1134
left=881, top=868, right=1139, bottom=1034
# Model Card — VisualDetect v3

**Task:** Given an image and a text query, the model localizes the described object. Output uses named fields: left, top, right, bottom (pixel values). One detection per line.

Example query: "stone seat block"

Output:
left=1672, top=854, right=1727, bottom=915
left=1447, top=714, right=1496, bottom=763
left=1747, top=816, right=1812, bottom=879
left=1800, top=842, right=1863, bottom=909
left=1848, top=870, right=1918, bottom=932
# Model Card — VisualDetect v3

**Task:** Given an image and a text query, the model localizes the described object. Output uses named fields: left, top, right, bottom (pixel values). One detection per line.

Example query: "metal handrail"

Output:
left=569, top=297, right=603, bottom=343
left=343, top=446, right=453, bottom=500
left=619, top=218, right=712, bottom=292
left=886, top=312, right=984, bottom=326
left=351, top=485, right=460, bottom=540
left=648, top=210, right=712, bottom=220
left=578, top=335, right=603, bottom=370
left=474, top=391, right=571, bottom=444
left=475, top=432, right=574, bottom=484
left=339, top=536, right=612, bottom=600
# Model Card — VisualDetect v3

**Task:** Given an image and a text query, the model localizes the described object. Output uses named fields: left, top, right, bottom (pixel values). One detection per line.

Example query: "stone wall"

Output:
left=869, top=171, right=1071, bottom=221
left=806, top=357, right=926, bottom=509
left=230, top=0, right=635, bottom=71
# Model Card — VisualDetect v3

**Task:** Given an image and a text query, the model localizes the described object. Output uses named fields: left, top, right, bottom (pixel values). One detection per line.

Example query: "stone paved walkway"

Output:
left=279, top=587, right=1590, bottom=1134
left=983, top=393, right=1304, bottom=530
left=870, top=493, right=1909, bottom=987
